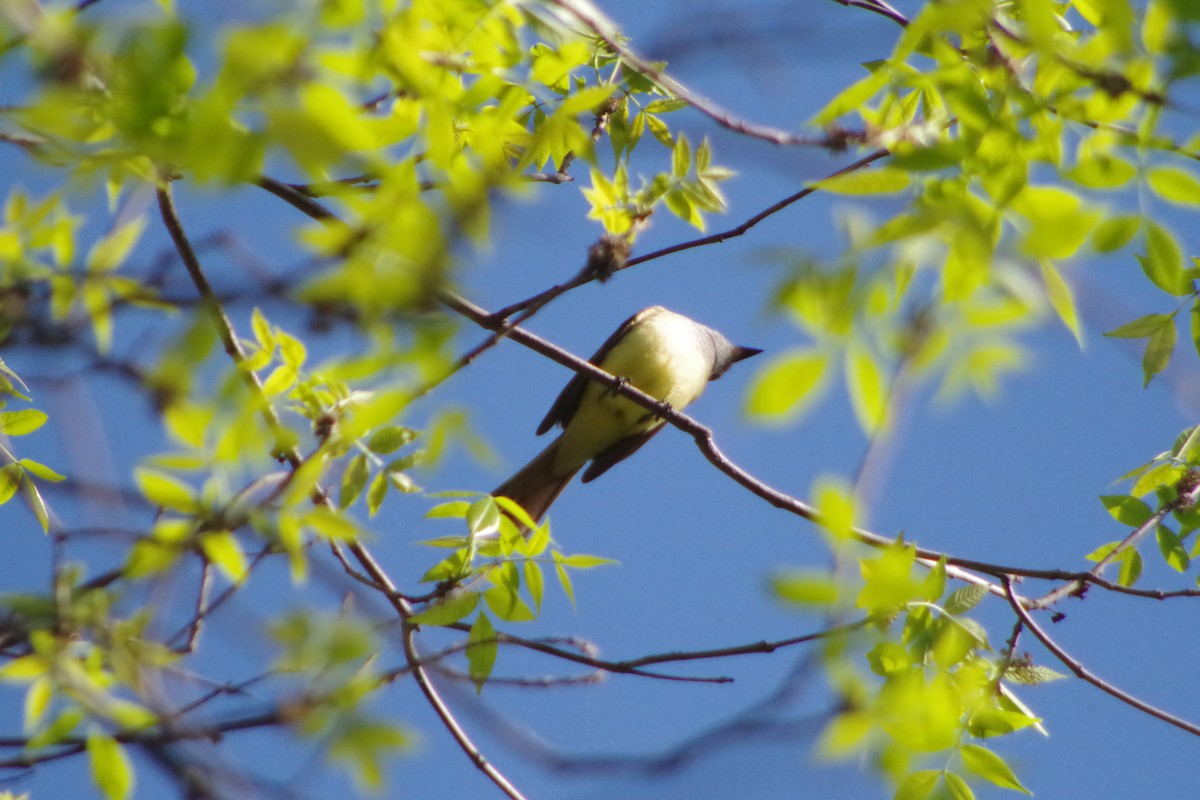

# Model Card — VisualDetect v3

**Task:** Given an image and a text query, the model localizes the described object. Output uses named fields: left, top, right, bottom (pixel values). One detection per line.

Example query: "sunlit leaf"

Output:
left=0, top=409, right=47, bottom=436
left=1099, top=494, right=1154, bottom=526
left=466, top=611, right=497, bottom=692
left=746, top=350, right=830, bottom=422
left=87, top=729, right=133, bottom=800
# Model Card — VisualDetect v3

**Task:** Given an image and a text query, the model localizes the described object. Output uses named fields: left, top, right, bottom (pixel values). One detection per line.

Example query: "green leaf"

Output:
left=251, top=307, right=274, bottom=350
left=0, top=409, right=48, bottom=436
left=1014, top=187, right=1096, bottom=259
left=817, top=167, right=911, bottom=195
left=772, top=571, right=840, bottom=606
left=1003, top=663, right=1068, bottom=685
left=483, top=585, right=535, bottom=621
left=943, top=771, right=975, bottom=800
left=523, top=560, right=544, bottom=612
left=409, top=591, right=479, bottom=626
left=339, top=453, right=369, bottom=509
left=466, top=497, right=500, bottom=537
left=1147, top=166, right=1200, bottom=206
left=811, top=64, right=888, bottom=125
left=0, top=464, right=23, bottom=506
left=815, top=478, right=856, bottom=541
left=425, top=500, right=472, bottom=519
left=87, top=728, right=134, bottom=800
left=967, top=707, right=1041, bottom=737
left=672, top=133, right=691, bottom=178
left=367, top=426, right=417, bottom=454
left=866, top=641, right=911, bottom=675
left=28, top=707, right=85, bottom=749
left=304, top=507, right=361, bottom=540
left=1142, top=317, right=1177, bottom=386
left=943, top=584, right=987, bottom=615
left=553, top=553, right=576, bottom=606
left=326, top=718, right=411, bottom=791
left=1092, top=215, right=1140, bottom=252
left=1138, top=222, right=1191, bottom=295
left=745, top=350, right=830, bottom=421
left=1084, top=540, right=1120, bottom=562
left=846, top=343, right=888, bottom=433
left=1118, top=549, right=1143, bottom=586
left=366, top=471, right=388, bottom=517
left=23, top=479, right=50, bottom=533
left=1105, top=312, right=1171, bottom=338
left=1040, top=261, right=1081, bottom=343
left=18, top=459, right=65, bottom=482
left=200, top=532, right=248, bottom=583
left=86, top=218, right=146, bottom=274
left=493, top=495, right=540, bottom=535
left=961, top=744, right=1030, bottom=794
left=817, top=711, right=871, bottom=757
left=644, top=98, right=688, bottom=114
left=1099, top=494, right=1155, bottom=526
left=554, top=553, right=617, bottom=568
left=134, top=468, right=198, bottom=513
left=894, top=769, right=940, bottom=800
left=1156, top=526, right=1190, bottom=571
left=645, top=113, right=672, bottom=146
left=466, top=612, right=497, bottom=692
left=23, top=676, right=52, bottom=729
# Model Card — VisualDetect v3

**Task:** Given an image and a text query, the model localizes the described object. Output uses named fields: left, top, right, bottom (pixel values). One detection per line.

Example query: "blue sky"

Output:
left=4, top=1, right=1200, bottom=799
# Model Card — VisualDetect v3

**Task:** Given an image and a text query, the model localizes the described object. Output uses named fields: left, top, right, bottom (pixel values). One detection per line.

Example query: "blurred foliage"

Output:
left=0, top=0, right=1197, bottom=798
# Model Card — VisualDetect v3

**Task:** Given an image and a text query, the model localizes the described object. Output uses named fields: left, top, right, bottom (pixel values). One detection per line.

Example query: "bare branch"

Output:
left=160, top=179, right=529, bottom=800
left=545, top=0, right=860, bottom=147
left=830, top=0, right=910, bottom=27
left=1003, top=577, right=1200, bottom=738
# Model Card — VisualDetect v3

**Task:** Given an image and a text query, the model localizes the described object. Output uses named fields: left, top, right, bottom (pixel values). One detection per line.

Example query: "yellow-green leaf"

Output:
left=746, top=350, right=830, bottom=422
left=87, top=728, right=134, bottom=800
left=409, top=590, right=479, bottom=626
left=1138, top=222, right=1190, bottom=296
left=134, top=468, right=198, bottom=513
left=466, top=611, right=497, bottom=693
left=1147, top=166, right=1200, bottom=206
left=1040, top=261, right=1081, bottom=343
left=817, top=167, right=911, bottom=195
left=846, top=343, right=888, bottom=433
left=961, top=744, right=1030, bottom=793
left=86, top=218, right=146, bottom=274
left=200, top=531, right=248, bottom=583
left=0, top=409, right=47, bottom=436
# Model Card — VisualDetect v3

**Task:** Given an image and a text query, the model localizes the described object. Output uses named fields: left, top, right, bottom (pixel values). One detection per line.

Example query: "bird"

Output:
left=493, top=306, right=761, bottom=525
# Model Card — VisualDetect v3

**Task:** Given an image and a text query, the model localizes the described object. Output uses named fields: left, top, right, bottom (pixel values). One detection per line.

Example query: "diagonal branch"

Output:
left=830, top=0, right=910, bottom=27
left=545, top=0, right=859, bottom=148
left=1003, top=576, right=1200, bottom=737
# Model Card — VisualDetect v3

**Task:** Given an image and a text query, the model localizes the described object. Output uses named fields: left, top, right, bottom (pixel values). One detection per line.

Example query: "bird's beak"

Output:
left=732, top=346, right=763, bottom=363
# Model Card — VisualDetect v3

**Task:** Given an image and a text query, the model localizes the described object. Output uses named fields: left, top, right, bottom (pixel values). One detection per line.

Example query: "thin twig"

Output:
left=1032, top=482, right=1200, bottom=609
left=159, top=180, right=528, bottom=800
left=831, top=0, right=910, bottom=27
left=491, top=148, right=891, bottom=320
left=546, top=0, right=860, bottom=148
left=1003, top=576, right=1200, bottom=737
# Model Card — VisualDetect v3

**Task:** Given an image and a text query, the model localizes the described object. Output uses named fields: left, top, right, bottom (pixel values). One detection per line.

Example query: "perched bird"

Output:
left=494, top=306, right=761, bottom=523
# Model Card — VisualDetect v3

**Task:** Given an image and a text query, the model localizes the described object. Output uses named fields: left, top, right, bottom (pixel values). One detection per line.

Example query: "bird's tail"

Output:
left=492, top=436, right=580, bottom=527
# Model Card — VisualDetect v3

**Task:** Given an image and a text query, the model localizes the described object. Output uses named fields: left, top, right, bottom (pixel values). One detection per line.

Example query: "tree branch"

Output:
left=545, top=0, right=864, bottom=148
left=1003, top=576, right=1200, bottom=737
left=158, top=179, right=528, bottom=800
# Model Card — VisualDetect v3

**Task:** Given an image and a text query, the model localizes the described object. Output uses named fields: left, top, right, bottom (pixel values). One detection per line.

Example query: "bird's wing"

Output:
left=579, top=423, right=665, bottom=483
left=535, top=307, right=657, bottom=435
